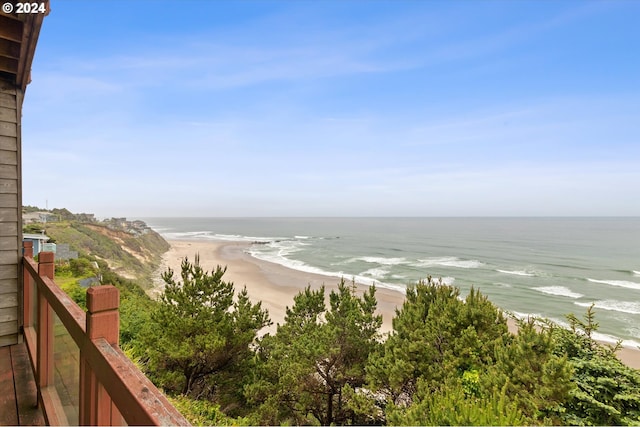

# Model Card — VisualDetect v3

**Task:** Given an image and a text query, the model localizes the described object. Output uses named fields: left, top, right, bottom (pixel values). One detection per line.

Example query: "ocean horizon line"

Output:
left=138, top=215, right=640, bottom=220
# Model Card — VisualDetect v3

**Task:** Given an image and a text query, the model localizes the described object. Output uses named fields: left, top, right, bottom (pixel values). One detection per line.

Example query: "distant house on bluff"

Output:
left=0, top=7, right=47, bottom=346
left=23, top=210, right=57, bottom=223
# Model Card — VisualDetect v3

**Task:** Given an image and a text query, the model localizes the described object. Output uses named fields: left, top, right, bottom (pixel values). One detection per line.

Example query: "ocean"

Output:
left=142, top=217, right=640, bottom=348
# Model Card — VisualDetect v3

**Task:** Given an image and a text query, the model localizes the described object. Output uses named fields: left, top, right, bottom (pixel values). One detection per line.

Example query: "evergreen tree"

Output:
left=553, top=305, right=640, bottom=425
left=387, top=377, right=528, bottom=426
left=485, top=317, right=573, bottom=424
left=366, top=277, right=509, bottom=408
left=246, top=280, right=382, bottom=425
left=141, top=256, right=270, bottom=407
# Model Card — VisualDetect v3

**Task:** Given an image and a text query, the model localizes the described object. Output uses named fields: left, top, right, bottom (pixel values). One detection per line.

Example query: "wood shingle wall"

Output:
left=1, top=5, right=47, bottom=347
left=0, top=84, right=22, bottom=346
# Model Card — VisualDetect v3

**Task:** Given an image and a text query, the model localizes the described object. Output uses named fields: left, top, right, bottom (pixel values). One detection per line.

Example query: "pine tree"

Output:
left=366, top=277, right=509, bottom=407
left=141, top=256, right=270, bottom=406
left=553, top=306, right=640, bottom=425
left=246, top=279, right=382, bottom=425
left=485, top=317, right=573, bottom=423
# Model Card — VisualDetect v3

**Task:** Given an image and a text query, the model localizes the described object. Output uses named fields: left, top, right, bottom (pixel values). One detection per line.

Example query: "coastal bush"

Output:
left=118, top=288, right=155, bottom=345
left=23, top=223, right=44, bottom=233
left=55, top=255, right=97, bottom=309
left=69, top=257, right=94, bottom=276
left=552, top=306, right=640, bottom=425
left=386, top=378, right=528, bottom=426
left=167, top=395, right=253, bottom=426
left=58, top=280, right=87, bottom=309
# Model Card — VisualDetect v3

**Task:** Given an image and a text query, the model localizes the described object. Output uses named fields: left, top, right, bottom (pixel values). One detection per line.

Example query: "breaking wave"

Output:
left=415, top=257, right=484, bottom=269
left=534, top=286, right=583, bottom=299
left=587, top=278, right=640, bottom=290
left=575, top=300, right=640, bottom=315
left=360, top=267, right=390, bottom=280
left=497, top=269, right=536, bottom=277
left=358, top=256, right=409, bottom=266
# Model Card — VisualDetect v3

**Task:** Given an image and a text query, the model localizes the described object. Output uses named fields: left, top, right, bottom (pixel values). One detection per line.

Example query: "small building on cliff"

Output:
left=22, top=233, right=50, bottom=255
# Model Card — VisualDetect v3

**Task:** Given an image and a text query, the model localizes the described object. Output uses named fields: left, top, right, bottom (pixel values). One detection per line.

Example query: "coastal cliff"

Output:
left=23, top=209, right=169, bottom=285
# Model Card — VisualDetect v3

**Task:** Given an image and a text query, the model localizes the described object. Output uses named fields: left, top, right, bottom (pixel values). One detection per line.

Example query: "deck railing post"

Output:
left=36, top=252, right=55, bottom=388
left=23, top=241, right=34, bottom=327
left=80, top=285, right=122, bottom=426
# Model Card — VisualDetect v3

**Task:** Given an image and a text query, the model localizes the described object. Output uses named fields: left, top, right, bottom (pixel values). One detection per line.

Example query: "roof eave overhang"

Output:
left=0, top=1, right=49, bottom=91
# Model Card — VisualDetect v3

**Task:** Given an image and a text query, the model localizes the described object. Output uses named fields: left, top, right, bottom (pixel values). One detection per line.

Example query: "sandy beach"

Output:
left=152, top=239, right=640, bottom=370
left=151, top=239, right=405, bottom=335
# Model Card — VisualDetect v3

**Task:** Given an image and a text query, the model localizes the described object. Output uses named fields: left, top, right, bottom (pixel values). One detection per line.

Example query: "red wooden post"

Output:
left=85, top=287, right=120, bottom=345
left=23, top=241, right=33, bottom=327
left=80, top=285, right=122, bottom=426
left=36, top=252, right=55, bottom=388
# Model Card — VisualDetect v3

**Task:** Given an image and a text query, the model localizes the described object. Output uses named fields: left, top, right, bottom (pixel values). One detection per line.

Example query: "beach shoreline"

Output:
left=150, top=239, right=405, bottom=335
left=151, top=238, right=640, bottom=369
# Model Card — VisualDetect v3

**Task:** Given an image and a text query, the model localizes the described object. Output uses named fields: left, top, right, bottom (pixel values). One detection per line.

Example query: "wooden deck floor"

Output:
left=0, top=343, right=45, bottom=426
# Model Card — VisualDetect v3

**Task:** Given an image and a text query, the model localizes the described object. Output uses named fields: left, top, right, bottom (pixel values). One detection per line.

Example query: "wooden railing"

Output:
left=21, top=241, right=190, bottom=426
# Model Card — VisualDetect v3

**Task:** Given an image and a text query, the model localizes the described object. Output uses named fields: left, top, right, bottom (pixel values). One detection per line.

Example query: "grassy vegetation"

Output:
left=167, top=395, right=252, bottom=426
left=37, top=221, right=168, bottom=287
left=24, top=213, right=170, bottom=344
left=51, top=253, right=162, bottom=345
left=54, top=258, right=96, bottom=309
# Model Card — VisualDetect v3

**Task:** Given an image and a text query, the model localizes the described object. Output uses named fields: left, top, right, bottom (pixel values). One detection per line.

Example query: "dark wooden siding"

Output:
left=0, top=86, right=19, bottom=347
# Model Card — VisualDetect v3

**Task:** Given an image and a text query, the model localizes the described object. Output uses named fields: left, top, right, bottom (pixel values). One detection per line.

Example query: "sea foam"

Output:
left=509, top=313, right=640, bottom=348
left=165, top=230, right=276, bottom=243
left=534, top=286, right=583, bottom=299
left=416, top=257, right=484, bottom=269
left=510, top=311, right=544, bottom=321
left=361, top=267, right=390, bottom=280
left=497, top=269, right=536, bottom=277
left=590, top=331, right=640, bottom=349
left=587, top=278, right=640, bottom=290
left=438, top=277, right=456, bottom=285
left=248, top=240, right=307, bottom=266
left=163, top=230, right=211, bottom=240
left=249, top=245, right=407, bottom=294
left=574, top=300, right=640, bottom=315
left=346, top=273, right=407, bottom=294
left=358, top=256, right=408, bottom=266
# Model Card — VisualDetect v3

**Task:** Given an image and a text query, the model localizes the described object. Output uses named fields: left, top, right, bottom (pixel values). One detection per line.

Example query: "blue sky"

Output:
left=21, top=0, right=640, bottom=217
